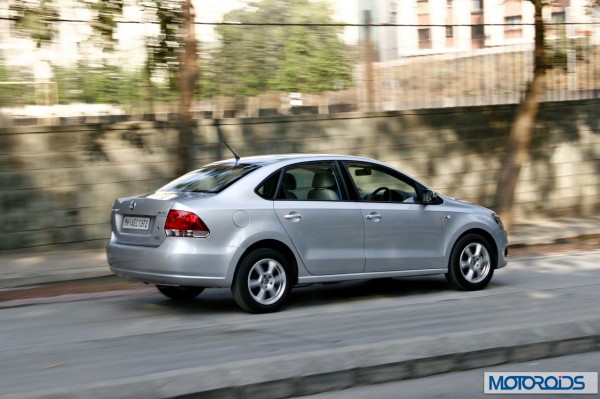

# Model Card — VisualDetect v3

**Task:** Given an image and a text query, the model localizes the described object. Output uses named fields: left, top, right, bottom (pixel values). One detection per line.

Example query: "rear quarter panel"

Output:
left=175, top=189, right=309, bottom=287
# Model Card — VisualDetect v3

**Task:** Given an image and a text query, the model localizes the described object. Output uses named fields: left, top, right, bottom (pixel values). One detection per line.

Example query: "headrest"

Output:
left=283, top=173, right=297, bottom=190
left=312, top=171, right=335, bottom=188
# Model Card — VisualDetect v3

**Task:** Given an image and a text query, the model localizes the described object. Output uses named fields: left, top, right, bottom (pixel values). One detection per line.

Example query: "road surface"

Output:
left=0, top=249, right=599, bottom=397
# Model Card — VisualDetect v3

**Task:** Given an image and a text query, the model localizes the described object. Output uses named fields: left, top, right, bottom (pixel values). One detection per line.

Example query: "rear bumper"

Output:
left=106, top=234, right=237, bottom=288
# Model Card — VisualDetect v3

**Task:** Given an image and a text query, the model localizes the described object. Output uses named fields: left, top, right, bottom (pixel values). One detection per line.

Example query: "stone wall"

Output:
left=1, top=99, right=598, bottom=252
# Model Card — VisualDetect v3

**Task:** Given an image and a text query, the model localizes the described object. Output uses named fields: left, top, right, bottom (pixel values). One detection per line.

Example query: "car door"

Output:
left=273, top=162, right=365, bottom=275
left=344, top=162, right=445, bottom=272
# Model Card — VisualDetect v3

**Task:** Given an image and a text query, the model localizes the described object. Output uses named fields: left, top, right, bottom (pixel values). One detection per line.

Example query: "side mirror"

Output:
left=421, top=189, right=438, bottom=204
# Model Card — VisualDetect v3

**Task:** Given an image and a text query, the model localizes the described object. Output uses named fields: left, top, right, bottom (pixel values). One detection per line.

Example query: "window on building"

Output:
left=447, top=0, right=453, bottom=8
left=471, top=24, right=484, bottom=38
left=418, top=28, right=432, bottom=49
left=446, top=25, right=454, bottom=38
left=593, top=5, right=600, bottom=21
left=551, top=11, right=566, bottom=23
left=549, top=11, right=566, bottom=37
left=504, top=15, right=522, bottom=39
left=505, top=16, right=522, bottom=30
left=471, top=0, right=483, bottom=12
left=417, top=0, right=429, bottom=15
left=471, top=24, right=485, bottom=48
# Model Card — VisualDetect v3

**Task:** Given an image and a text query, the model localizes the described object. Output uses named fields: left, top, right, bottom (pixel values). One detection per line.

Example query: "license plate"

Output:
left=123, top=216, right=150, bottom=230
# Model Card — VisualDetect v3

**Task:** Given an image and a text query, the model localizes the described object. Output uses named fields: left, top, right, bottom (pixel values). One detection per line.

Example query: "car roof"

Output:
left=204, top=153, right=431, bottom=191
left=213, top=154, right=377, bottom=166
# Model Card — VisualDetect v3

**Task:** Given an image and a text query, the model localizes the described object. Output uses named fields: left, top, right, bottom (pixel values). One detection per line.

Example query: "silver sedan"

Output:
left=107, top=154, right=508, bottom=313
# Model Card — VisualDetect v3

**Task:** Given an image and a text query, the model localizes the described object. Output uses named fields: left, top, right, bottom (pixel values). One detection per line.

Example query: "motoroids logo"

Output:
left=484, top=372, right=598, bottom=394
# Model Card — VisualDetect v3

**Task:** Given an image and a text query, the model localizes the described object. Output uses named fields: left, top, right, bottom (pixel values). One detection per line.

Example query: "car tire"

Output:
left=232, top=248, right=292, bottom=313
left=156, top=285, right=204, bottom=301
left=447, top=234, right=494, bottom=291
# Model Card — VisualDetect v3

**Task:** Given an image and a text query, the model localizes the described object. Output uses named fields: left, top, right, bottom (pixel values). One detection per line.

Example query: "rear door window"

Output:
left=256, top=163, right=347, bottom=201
left=279, top=162, right=344, bottom=201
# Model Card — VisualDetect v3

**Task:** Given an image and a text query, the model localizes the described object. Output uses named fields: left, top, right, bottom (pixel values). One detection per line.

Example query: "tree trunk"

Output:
left=494, top=0, right=547, bottom=232
left=175, top=0, right=198, bottom=177
left=145, top=61, right=155, bottom=115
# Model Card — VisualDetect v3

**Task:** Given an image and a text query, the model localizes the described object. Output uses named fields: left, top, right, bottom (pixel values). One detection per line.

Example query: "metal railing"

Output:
left=1, top=22, right=598, bottom=121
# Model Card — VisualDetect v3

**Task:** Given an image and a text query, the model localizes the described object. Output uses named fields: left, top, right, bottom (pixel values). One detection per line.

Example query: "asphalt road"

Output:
left=1, top=250, right=599, bottom=397
left=299, top=351, right=600, bottom=399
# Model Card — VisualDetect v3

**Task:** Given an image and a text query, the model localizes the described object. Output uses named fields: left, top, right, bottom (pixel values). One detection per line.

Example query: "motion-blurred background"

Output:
left=1, top=0, right=599, bottom=118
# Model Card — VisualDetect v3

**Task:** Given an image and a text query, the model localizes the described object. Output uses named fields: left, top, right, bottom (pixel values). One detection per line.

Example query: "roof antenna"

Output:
left=223, top=141, right=240, bottom=164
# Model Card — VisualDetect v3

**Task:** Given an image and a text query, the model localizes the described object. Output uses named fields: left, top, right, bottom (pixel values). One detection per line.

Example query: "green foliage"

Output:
left=139, top=1, right=183, bottom=92
left=0, top=61, right=36, bottom=106
left=8, top=0, right=182, bottom=109
left=546, top=37, right=569, bottom=71
left=10, top=0, right=122, bottom=51
left=8, top=0, right=354, bottom=106
left=9, top=0, right=59, bottom=48
left=545, top=35, right=592, bottom=71
left=211, top=0, right=353, bottom=96
left=52, top=63, right=150, bottom=107
left=271, top=25, right=352, bottom=93
left=85, top=0, right=124, bottom=51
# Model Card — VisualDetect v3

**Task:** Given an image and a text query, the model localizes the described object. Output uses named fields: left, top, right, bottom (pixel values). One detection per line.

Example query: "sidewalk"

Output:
left=0, top=215, right=598, bottom=290
left=0, top=249, right=109, bottom=289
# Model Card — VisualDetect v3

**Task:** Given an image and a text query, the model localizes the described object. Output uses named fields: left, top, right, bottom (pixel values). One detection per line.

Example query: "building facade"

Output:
left=361, top=0, right=598, bottom=60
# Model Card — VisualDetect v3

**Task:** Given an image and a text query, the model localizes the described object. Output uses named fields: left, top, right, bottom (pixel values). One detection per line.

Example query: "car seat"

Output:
left=283, top=173, right=298, bottom=199
left=307, top=171, right=339, bottom=200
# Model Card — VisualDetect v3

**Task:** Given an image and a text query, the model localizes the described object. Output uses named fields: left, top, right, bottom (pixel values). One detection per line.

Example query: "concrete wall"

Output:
left=1, top=100, right=598, bottom=252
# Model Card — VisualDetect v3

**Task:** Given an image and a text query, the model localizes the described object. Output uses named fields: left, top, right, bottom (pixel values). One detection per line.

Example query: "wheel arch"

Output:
left=234, top=239, right=299, bottom=286
left=452, top=228, right=499, bottom=269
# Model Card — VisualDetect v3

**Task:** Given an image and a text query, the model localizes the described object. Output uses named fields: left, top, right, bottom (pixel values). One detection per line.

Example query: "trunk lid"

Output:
left=110, top=192, right=213, bottom=247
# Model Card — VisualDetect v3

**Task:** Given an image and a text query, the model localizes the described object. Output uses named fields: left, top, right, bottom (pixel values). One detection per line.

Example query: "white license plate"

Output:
left=122, top=216, right=150, bottom=230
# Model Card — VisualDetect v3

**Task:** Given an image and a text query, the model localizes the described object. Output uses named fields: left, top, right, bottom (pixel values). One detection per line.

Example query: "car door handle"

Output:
left=365, top=212, right=381, bottom=222
left=283, top=212, right=302, bottom=221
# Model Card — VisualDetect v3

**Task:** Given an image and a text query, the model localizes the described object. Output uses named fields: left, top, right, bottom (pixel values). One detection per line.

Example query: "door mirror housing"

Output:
left=421, top=189, right=438, bottom=205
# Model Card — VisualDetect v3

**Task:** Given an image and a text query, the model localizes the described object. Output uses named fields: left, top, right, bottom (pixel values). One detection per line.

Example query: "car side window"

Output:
left=346, top=163, right=418, bottom=203
left=278, top=163, right=343, bottom=201
left=256, top=172, right=281, bottom=199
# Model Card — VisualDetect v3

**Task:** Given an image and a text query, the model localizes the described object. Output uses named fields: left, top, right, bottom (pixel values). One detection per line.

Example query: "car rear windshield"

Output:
left=157, top=163, right=260, bottom=193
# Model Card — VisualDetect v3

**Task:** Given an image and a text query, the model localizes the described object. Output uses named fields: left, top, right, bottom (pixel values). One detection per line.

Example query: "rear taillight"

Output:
left=164, top=210, right=210, bottom=238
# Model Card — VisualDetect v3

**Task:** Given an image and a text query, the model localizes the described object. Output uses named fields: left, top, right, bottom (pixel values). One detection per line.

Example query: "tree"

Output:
left=9, top=0, right=199, bottom=177
left=139, top=1, right=183, bottom=108
left=0, top=60, right=35, bottom=106
left=211, top=0, right=352, bottom=97
left=175, top=0, right=198, bottom=176
left=52, top=63, right=146, bottom=106
left=9, top=0, right=59, bottom=48
left=493, top=0, right=548, bottom=232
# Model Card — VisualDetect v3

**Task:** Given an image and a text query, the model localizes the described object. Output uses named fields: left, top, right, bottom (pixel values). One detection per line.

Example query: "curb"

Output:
left=0, top=267, right=112, bottom=289
left=0, top=249, right=111, bottom=289
left=509, top=233, right=600, bottom=247
left=3, top=318, right=600, bottom=399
